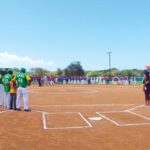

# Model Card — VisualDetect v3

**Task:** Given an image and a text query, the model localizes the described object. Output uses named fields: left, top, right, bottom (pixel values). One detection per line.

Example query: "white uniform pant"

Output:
left=0, top=84, right=4, bottom=106
left=4, top=92, right=10, bottom=108
left=16, top=87, right=29, bottom=110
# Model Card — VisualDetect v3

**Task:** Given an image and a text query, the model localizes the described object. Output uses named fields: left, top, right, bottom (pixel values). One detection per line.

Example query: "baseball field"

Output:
left=0, top=84, right=150, bottom=150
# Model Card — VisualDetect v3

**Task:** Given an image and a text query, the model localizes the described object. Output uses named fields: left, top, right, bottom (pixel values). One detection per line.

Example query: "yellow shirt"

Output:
left=9, top=80, right=17, bottom=93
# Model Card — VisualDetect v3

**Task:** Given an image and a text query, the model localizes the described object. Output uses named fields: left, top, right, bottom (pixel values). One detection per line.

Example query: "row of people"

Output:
left=31, top=75, right=140, bottom=86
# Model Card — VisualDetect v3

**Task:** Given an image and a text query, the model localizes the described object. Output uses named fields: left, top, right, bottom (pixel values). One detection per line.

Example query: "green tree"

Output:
left=56, top=68, right=64, bottom=76
left=33, top=68, right=49, bottom=76
left=85, top=71, right=100, bottom=77
left=64, top=61, right=85, bottom=76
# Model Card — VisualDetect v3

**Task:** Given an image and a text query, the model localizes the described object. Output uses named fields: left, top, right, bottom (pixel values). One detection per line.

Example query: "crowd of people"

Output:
left=31, top=75, right=141, bottom=86
left=0, top=68, right=31, bottom=112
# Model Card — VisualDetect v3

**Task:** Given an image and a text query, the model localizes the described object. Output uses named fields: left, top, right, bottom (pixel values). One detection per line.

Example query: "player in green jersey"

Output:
left=3, top=69, right=13, bottom=109
left=15, top=68, right=31, bottom=111
left=0, top=69, right=4, bottom=106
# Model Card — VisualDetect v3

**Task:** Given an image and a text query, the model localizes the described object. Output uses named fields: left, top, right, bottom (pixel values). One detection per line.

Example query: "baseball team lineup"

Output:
left=0, top=68, right=31, bottom=112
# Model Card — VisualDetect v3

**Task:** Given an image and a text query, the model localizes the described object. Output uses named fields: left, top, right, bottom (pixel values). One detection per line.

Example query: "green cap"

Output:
left=7, top=68, right=13, bottom=74
left=20, top=68, right=26, bottom=73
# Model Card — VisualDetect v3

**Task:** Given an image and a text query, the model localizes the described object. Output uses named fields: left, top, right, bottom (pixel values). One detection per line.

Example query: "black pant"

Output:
left=10, top=93, right=16, bottom=109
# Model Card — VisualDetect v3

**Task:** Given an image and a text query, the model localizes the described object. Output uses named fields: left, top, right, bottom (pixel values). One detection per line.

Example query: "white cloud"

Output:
left=0, top=52, right=57, bottom=71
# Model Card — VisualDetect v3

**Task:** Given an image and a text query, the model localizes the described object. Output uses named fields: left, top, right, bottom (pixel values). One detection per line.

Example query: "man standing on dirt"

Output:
left=3, top=69, right=13, bottom=109
left=15, top=68, right=31, bottom=112
left=0, top=69, right=3, bottom=107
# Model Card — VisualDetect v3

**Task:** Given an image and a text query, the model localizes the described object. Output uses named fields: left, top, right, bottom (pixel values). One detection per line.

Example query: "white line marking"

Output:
left=125, top=104, right=144, bottom=111
left=78, top=112, right=92, bottom=128
left=44, top=126, right=91, bottom=130
left=127, top=111, right=150, bottom=121
left=29, top=90, right=98, bottom=95
left=31, top=104, right=134, bottom=107
left=44, top=112, right=92, bottom=130
left=96, top=112, right=120, bottom=126
left=97, top=111, right=150, bottom=127
left=0, top=110, right=8, bottom=114
left=42, top=112, right=47, bottom=129
left=98, top=111, right=125, bottom=113
left=119, top=123, right=150, bottom=126
left=88, top=117, right=102, bottom=121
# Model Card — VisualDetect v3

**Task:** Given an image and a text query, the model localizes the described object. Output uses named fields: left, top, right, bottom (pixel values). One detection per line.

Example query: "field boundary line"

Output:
left=31, top=104, right=135, bottom=108
left=29, top=90, right=98, bottom=95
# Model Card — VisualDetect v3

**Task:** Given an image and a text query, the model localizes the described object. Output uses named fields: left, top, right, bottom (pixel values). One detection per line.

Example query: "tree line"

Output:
left=28, top=61, right=144, bottom=77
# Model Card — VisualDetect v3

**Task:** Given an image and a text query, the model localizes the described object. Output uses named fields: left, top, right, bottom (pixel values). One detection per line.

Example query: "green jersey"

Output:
left=16, top=73, right=31, bottom=88
left=3, top=74, right=12, bottom=92
left=0, top=74, right=2, bottom=84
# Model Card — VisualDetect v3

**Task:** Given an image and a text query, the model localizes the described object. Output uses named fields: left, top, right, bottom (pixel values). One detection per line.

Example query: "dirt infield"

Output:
left=0, top=85, right=150, bottom=150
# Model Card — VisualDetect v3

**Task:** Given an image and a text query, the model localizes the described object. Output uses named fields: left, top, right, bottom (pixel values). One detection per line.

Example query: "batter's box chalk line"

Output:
left=42, top=112, right=92, bottom=130
left=96, top=108, right=150, bottom=127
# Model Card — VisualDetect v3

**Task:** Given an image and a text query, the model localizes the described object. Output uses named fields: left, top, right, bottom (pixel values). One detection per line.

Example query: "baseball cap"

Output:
left=7, top=68, right=13, bottom=74
left=20, top=68, right=26, bottom=73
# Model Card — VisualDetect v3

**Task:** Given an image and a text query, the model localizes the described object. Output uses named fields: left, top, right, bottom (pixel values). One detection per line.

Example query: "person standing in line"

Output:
left=37, top=76, right=42, bottom=87
left=143, top=70, right=150, bottom=105
left=15, top=68, right=31, bottom=112
left=9, top=75, right=17, bottom=110
left=3, top=69, right=13, bottom=109
left=0, top=69, right=4, bottom=107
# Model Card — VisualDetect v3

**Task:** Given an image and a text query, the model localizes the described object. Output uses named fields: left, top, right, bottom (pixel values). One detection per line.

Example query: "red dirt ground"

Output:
left=0, top=85, right=149, bottom=150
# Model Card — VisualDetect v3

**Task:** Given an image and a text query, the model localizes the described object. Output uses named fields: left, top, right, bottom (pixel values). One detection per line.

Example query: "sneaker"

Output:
left=24, top=109, right=31, bottom=112
left=17, top=108, right=22, bottom=111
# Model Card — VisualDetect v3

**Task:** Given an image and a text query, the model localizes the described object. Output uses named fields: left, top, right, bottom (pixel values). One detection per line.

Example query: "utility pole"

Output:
left=107, top=51, right=112, bottom=74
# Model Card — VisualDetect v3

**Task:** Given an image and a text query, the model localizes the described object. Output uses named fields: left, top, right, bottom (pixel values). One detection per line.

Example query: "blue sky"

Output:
left=0, top=0, right=150, bottom=71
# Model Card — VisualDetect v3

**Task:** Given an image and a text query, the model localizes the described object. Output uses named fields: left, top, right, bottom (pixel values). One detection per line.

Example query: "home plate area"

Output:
left=1, top=104, right=150, bottom=130
left=40, top=105, right=150, bottom=130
